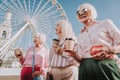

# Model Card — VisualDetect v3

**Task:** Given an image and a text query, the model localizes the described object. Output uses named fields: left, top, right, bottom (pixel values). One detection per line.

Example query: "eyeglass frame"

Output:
left=76, top=8, right=88, bottom=16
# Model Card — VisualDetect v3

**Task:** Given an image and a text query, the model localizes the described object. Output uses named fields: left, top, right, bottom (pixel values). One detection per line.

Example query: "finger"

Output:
left=52, top=45, right=58, bottom=48
left=68, top=51, right=76, bottom=57
left=63, top=45, right=66, bottom=49
left=93, top=51, right=106, bottom=60
left=32, top=72, right=37, bottom=78
left=32, top=73, right=35, bottom=78
left=97, top=53, right=106, bottom=60
left=92, top=51, right=103, bottom=58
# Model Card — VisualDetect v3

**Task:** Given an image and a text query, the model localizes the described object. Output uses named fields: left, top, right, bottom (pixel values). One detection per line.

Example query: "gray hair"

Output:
left=36, top=33, right=46, bottom=44
left=56, top=20, right=77, bottom=42
left=77, top=3, right=97, bottom=19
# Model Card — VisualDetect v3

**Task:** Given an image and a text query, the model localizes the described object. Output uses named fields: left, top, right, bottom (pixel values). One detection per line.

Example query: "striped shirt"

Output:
left=49, top=40, right=74, bottom=67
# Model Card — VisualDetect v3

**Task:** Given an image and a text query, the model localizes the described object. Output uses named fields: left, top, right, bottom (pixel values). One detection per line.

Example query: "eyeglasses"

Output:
left=76, top=8, right=88, bottom=16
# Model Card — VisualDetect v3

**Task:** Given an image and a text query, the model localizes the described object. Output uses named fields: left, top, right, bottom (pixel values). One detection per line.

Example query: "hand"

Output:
left=65, top=50, right=76, bottom=57
left=92, top=50, right=107, bottom=60
left=15, top=54, right=23, bottom=59
left=65, top=50, right=82, bottom=62
left=53, top=45, right=63, bottom=55
left=90, top=45, right=113, bottom=60
left=56, top=47, right=63, bottom=55
left=32, top=70, right=43, bottom=78
left=14, top=49, right=23, bottom=59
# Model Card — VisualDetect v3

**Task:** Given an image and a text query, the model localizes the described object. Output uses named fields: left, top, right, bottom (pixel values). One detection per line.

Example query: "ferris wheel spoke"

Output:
left=23, top=0, right=29, bottom=15
left=17, top=0, right=26, bottom=12
left=33, top=0, right=50, bottom=17
left=36, top=9, right=59, bottom=19
left=38, top=15, right=61, bottom=23
left=11, top=13, right=25, bottom=21
left=40, top=5, right=55, bottom=16
left=0, top=5, right=9, bottom=13
left=9, top=0, right=21, bottom=11
left=11, top=22, right=27, bottom=35
left=0, top=0, right=68, bottom=59
left=37, top=21, right=56, bottom=28
left=13, top=32, right=24, bottom=48
left=43, top=13, right=65, bottom=20
left=0, top=2, right=12, bottom=11
left=11, top=14, right=24, bottom=21
left=36, top=22, right=55, bottom=34
left=32, top=0, right=43, bottom=17
left=28, top=0, right=33, bottom=17
left=31, top=0, right=36, bottom=17
left=39, top=0, right=53, bottom=13
left=12, top=0, right=23, bottom=10
left=11, top=3, right=27, bottom=18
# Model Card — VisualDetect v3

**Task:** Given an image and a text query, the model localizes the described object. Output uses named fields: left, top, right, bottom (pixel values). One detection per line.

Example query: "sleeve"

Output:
left=48, top=48, right=52, bottom=67
left=19, top=47, right=32, bottom=65
left=19, top=57, right=25, bottom=65
left=41, top=48, right=49, bottom=76
left=62, top=50, right=74, bottom=60
left=106, top=19, right=120, bottom=53
left=62, top=52, right=71, bottom=58
left=76, top=37, right=83, bottom=56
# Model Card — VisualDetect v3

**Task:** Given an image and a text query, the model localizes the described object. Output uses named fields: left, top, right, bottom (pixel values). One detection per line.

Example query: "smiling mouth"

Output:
left=79, top=15, right=87, bottom=18
left=34, top=40, right=37, bottom=42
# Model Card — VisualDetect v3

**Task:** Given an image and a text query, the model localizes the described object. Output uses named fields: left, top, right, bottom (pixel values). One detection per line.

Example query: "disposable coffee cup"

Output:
left=52, top=39, right=60, bottom=47
left=14, top=48, right=22, bottom=56
left=65, top=38, right=75, bottom=51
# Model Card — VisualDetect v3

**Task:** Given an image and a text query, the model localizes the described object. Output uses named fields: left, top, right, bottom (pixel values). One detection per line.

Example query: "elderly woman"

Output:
left=15, top=33, right=49, bottom=80
left=67, top=3, right=120, bottom=80
left=49, top=20, right=78, bottom=80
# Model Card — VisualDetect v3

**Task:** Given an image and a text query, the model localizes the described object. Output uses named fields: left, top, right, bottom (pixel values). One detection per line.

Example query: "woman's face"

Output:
left=76, top=8, right=91, bottom=22
left=34, top=35, right=41, bottom=45
left=55, top=25, right=62, bottom=35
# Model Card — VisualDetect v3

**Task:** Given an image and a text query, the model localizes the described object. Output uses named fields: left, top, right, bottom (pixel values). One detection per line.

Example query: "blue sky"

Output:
left=58, top=0, right=120, bottom=36
left=0, top=0, right=120, bottom=49
left=1, top=0, right=120, bottom=36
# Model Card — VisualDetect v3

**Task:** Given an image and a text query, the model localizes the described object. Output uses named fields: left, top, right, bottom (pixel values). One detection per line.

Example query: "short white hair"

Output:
left=77, top=3, right=97, bottom=19
left=56, top=20, right=77, bottom=42
left=36, top=33, right=46, bottom=44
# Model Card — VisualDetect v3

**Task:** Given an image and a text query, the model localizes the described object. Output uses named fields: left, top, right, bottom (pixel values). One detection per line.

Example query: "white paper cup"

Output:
left=53, top=39, right=59, bottom=47
left=65, top=38, right=75, bottom=51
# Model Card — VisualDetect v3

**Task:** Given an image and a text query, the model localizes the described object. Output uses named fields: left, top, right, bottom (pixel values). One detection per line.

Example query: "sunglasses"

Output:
left=76, top=8, right=88, bottom=16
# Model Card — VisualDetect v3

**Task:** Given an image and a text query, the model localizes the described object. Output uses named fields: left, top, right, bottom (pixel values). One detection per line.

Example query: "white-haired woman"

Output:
left=66, top=3, right=120, bottom=80
left=49, top=20, right=78, bottom=80
left=15, top=33, right=49, bottom=80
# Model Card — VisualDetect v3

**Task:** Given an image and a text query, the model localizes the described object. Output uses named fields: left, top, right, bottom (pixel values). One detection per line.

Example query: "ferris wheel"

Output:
left=0, top=0, right=68, bottom=60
